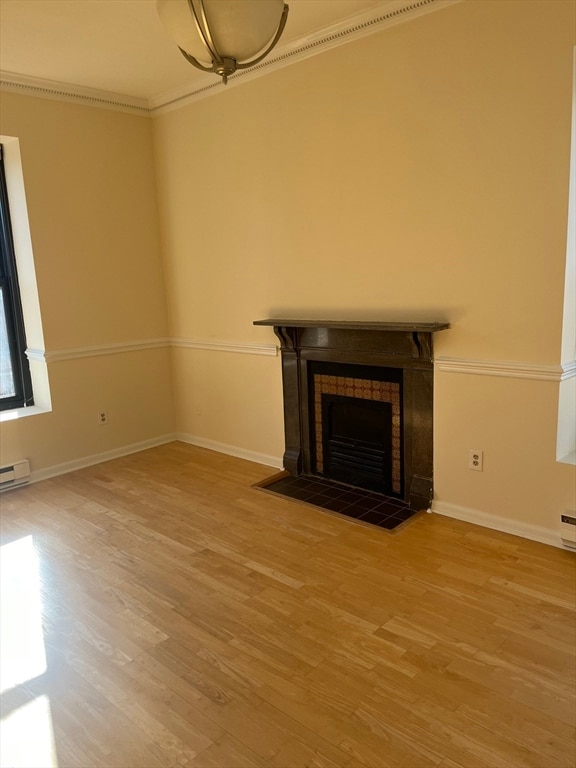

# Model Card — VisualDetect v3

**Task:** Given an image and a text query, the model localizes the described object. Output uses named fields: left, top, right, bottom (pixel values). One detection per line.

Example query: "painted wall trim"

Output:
left=14, top=429, right=570, bottom=549
left=558, top=449, right=576, bottom=466
left=0, top=0, right=461, bottom=116
left=0, top=71, right=150, bottom=115
left=432, top=500, right=565, bottom=550
left=151, top=0, right=462, bottom=114
left=561, top=359, right=576, bottom=379
left=28, top=434, right=177, bottom=485
left=27, top=339, right=170, bottom=363
left=27, top=340, right=576, bottom=376
left=0, top=403, right=52, bottom=423
left=435, top=357, right=574, bottom=382
left=171, top=338, right=278, bottom=356
left=27, top=338, right=277, bottom=361
left=176, top=433, right=283, bottom=470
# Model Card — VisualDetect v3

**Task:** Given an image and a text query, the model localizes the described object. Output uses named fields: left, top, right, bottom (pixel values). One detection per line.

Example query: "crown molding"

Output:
left=0, top=71, right=150, bottom=115
left=151, top=0, right=461, bottom=114
left=1, top=0, right=461, bottom=116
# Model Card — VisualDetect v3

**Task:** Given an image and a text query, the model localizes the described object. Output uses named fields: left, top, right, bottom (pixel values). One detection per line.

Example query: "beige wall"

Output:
left=153, top=0, right=575, bottom=534
left=3, top=350, right=174, bottom=473
left=1, top=0, right=574, bottom=542
left=0, top=93, right=174, bottom=473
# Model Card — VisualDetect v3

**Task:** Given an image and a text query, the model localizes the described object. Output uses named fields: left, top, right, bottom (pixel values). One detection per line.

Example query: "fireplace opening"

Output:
left=310, top=361, right=404, bottom=498
left=321, top=395, right=393, bottom=494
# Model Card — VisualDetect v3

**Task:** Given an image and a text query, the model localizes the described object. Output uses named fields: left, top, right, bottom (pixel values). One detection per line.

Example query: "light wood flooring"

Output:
left=0, top=442, right=575, bottom=768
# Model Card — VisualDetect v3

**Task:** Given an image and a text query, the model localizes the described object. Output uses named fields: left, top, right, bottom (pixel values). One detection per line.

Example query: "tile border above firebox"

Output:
left=253, top=319, right=450, bottom=512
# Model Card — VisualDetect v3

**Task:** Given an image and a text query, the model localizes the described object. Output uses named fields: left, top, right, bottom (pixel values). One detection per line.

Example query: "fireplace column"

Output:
left=272, top=325, right=303, bottom=475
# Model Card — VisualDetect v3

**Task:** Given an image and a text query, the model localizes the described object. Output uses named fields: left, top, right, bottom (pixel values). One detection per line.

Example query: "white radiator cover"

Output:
left=0, top=459, right=31, bottom=490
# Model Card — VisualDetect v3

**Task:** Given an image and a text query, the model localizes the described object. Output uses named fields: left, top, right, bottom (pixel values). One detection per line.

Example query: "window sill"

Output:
left=558, top=450, right=576, bottom=466
left=0, top=404, right=51, bottom=422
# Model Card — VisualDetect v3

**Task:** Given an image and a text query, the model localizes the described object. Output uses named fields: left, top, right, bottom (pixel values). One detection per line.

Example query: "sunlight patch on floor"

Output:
left=0, top=535, right=58, bottom=767
left=1, top=535, right=47, bottom=693
left=1, top=694, right=58, bottom=768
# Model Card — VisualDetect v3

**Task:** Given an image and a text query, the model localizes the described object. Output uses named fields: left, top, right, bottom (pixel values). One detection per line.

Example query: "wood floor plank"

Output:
left=1, top=442, right=574, bottom=768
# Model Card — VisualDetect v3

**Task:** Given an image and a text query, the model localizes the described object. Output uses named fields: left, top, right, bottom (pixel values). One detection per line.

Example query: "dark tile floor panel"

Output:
left=258, top=475, right=417, bottom=531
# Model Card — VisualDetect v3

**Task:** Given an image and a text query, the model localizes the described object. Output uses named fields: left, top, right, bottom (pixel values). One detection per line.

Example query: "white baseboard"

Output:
left=432, top=500, right=565, bottom=549
left=176, top=433, right=283, bottom=470
left=26, top=435, right=565, bottom=551
left=30, top=434, right=177, bottom=484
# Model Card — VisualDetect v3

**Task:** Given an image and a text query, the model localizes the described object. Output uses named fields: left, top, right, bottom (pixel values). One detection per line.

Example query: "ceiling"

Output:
left=0, top=0, right=391, bottom=103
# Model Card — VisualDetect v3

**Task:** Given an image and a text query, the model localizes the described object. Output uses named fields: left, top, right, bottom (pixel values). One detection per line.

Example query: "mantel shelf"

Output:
left=254, top=319, right=450, bottom=332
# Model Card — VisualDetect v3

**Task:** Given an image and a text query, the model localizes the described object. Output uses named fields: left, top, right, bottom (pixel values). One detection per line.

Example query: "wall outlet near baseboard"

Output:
left=98, top=410, right=108, bottom=425
left=468, top=449, right=483, bottom=471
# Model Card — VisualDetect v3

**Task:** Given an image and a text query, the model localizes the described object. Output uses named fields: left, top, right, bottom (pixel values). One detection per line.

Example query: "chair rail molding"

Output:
left=28, top=338, right=170, bottom=363
left=27, top=337, right=278, bottom=362
left=435, top=357, right=574, bottom=382
left=171, top=338, right=278, bottom=356
left=28, top=342, right=575, bottom=377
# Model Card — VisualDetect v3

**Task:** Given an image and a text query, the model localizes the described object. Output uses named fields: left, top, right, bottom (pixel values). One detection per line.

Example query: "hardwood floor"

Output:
left=1, top=442, right=574, bottom=768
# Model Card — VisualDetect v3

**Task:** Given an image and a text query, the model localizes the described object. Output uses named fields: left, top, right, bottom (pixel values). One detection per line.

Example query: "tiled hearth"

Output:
left=257, top=473, right=417, bottom=531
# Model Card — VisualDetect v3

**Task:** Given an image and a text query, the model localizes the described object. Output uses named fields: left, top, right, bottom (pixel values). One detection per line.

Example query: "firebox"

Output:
left=254, top=319, right=450, bottom=511
left=310, top=362, right=403, bottom=496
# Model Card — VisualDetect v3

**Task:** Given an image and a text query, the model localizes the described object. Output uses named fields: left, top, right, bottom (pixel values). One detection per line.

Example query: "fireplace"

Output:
left=254, top=319, right=449, bottom=512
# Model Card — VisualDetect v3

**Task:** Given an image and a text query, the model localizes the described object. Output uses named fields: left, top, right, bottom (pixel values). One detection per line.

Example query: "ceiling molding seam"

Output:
left=0, top=0, right=462, bottom=116
left=151, top=0, right=462, bottom=114
left=0, top=73, right=150, bottom=115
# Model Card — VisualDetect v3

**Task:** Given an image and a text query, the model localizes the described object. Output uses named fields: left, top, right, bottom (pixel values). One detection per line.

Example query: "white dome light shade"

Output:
left=157, top=0, right=287, bottom=67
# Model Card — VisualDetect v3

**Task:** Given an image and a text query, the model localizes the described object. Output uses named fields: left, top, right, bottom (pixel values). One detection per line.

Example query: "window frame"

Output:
left=0, top=143, right=33, bottom=411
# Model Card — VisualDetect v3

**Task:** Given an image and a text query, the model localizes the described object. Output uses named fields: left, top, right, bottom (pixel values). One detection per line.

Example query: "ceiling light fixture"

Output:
left=157, top=0, right=289, bottom=85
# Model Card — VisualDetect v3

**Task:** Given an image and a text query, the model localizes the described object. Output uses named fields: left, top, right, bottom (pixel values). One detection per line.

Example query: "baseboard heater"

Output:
left=0, top=459, right=31, bottom=490
left=560, top=514, right=576, bottom=549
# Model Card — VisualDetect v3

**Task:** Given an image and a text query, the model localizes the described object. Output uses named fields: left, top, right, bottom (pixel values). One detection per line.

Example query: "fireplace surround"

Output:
left=255, top=319, right=449, bottom=511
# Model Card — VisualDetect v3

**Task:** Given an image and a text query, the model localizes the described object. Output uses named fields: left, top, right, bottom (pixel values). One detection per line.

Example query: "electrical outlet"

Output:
left=468, top=449, right=483, bottom=471
left=98, top=410, right=108, bottom=425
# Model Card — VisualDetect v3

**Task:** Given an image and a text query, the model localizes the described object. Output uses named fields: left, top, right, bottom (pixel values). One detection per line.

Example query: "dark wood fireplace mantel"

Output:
left=254, top=319, right=449, bottom=332
left=254, top=319, right=450, bottom=512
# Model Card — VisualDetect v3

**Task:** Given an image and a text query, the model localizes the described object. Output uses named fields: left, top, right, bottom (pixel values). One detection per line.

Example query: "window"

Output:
left=557, top=48, right=576, bottom=465
left=0, top=143, right=33, bottom=410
